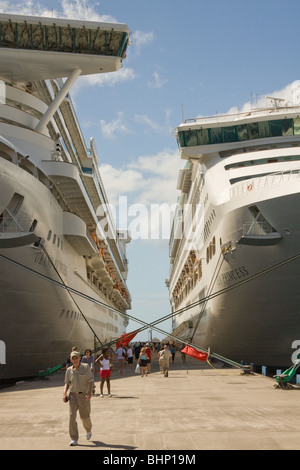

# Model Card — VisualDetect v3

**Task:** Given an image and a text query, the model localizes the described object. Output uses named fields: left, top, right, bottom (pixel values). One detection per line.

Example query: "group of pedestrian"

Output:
left=114, top=343, right=134, bottom=374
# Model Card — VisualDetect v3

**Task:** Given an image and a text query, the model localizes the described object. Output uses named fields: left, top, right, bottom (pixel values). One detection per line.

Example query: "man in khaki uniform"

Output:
left=63, top=350, right=94, bottom=446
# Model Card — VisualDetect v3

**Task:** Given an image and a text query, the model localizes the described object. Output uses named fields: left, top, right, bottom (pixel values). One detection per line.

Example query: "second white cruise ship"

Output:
left=168, top=86, right=300, bottom=368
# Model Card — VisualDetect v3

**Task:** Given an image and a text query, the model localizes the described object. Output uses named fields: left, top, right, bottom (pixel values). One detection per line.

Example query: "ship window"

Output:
left=47, top=230, right=52, bottom=241
left=29, top=219, right=37, bottom=232
left=269, top=120, right=283, bottom=137
left=197, top=128, right=209, bottom=145
left=248, top=122, right=259, bottom=140
left=177, top=131, right=185, bottom=147
left=258, top=121, right=271, bottom=138
left=293, top=117, right=300, bottom=135
left=212, top=236, right=216, bottom=255
left=185, top=130, right=198, bottom=146
left=53, top=234, right=56, bottom=244
left=57, top=237, right=60, bottom=247
left=223, top=126, right=236, bottom=143
left=237, top=124, right=248, bottom=141
left=282, top=118, right=293, bottom=135
left=178, top=116, right=300, bottom=149
left=210, top=127, right=222, bottom=144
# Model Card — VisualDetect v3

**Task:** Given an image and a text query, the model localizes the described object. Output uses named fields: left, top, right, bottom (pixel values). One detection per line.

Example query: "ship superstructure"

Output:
left=0, top=13, right=131, bottom=381
left=169, top=91, right=300, bottom=367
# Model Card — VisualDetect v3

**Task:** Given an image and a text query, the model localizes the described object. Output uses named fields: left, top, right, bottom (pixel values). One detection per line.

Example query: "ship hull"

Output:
left=0, top=245, right=115, bottom=381
left=0, top=158, right=125, bottom=382
left=172, top=190, right=300, bottom=368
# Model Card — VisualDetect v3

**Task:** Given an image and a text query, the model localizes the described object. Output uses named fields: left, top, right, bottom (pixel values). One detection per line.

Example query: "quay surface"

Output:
left=1, top=355, right=300, bottom=451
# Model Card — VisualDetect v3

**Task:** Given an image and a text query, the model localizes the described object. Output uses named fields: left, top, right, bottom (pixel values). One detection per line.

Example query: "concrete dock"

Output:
left=1, top=356, right=300, bottom=451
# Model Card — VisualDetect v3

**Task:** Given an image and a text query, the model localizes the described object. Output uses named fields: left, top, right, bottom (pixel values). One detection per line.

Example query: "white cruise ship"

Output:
left=169, top=90, right=300, bottom=368
left=0, top=13, right=132, bottom=381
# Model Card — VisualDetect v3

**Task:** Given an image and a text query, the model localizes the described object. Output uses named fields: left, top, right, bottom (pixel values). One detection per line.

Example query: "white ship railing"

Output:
left=230, top=170, right=300, bottom=198
left=0, top=210, right=34, bottom=233
left=242, top=221, right=275, bottom=237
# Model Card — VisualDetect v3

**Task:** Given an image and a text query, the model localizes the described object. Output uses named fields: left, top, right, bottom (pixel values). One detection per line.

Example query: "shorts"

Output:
left=100, top=369, right=111, bottom=379
left=127, top=357, right=133, bottom=364
left=160, top=359, right=169, bottom=369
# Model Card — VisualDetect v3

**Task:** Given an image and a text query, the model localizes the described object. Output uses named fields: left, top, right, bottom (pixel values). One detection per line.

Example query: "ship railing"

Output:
left=230, top=169, right=300, bottom=198
left=242, top=221, right=275, bottom=237
left=0, top=210, right=35, bottom=234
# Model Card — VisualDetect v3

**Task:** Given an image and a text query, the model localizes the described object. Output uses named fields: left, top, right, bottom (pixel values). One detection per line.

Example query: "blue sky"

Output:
left=1, top=0, right=299, bottom=341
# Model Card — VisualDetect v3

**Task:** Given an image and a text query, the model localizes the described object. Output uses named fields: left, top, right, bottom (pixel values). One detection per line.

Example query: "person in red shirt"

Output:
left=145, top=343, right=152, bottom=374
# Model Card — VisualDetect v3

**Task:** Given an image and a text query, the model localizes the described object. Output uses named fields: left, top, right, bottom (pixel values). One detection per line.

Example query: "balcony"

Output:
left=63, top=212, right=97, bottom=255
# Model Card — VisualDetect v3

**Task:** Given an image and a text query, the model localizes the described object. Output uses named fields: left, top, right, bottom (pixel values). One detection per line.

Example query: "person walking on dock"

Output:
left=160, top=344, right=172, bottom=377
left=95, top=348, right=113, bottom=397
left=63, top=350, right=94, bottom=446
left=137, top=347, right=149, bottom=377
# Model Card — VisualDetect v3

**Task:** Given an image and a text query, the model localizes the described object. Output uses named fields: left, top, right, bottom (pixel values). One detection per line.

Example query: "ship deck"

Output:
left=1, top=354, right=300, bottom=452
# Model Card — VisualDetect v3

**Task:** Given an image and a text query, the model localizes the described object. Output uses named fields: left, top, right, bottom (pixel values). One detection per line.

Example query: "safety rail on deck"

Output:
left=230, top=170, right=300, bottom=198
left=0, top=211, right=35, bottom=233
left=242, top=221, right=275, bottom=237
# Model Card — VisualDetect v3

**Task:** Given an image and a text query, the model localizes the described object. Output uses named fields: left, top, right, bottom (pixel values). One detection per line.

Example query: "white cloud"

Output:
left=61, top=0, right=117, bottom=22
left=0, top=0, right=118, bottom=21
left=133, top=114, right=162, bottom=133
left=99, top=148, right=183, bottom=206
left=147, top=71, right=168, bottom=89
left=0, top=0, right=57, bottom=16
left=132, top=30, right=154, bottom=55
left=99, top=111, right=133, bottom=139
left=99, top=109, right=172, bottom=141
left=99, top=148, right=183, bottom=240
left=227, top=80, right=300, bottom=114
left=99, top=164, right=144, bottom=203
left=134, top=110, right=172, bottom=136
left=71, top=67, right=136, bottom=97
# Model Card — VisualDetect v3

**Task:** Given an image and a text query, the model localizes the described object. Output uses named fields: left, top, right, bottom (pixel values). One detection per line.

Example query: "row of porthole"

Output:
left=203, top=209, right=216, bottom=242
left=59, top=309, right=82, bottom=320
left=47, top=229, right=63, bottom=250
left=206, top=236, right=216, bottom=263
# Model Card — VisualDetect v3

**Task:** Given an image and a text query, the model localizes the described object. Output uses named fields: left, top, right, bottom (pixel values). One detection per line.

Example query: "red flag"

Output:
left=181, top=345, right=208, bottom=362
left=116, top=330, right=139, bottom=349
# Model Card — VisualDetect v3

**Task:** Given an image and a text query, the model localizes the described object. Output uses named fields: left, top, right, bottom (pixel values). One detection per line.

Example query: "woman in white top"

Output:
left=126, top=345, right=133, bottom=372
left=115, top=346, right=126, bottom=374
left=95, top=348, right=112, bottom=397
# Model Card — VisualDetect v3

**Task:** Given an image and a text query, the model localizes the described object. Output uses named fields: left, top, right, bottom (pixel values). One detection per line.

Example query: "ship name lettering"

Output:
left=34, top=252, right=52, bottom=268
left=220, top=266, right=249, bottom=284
